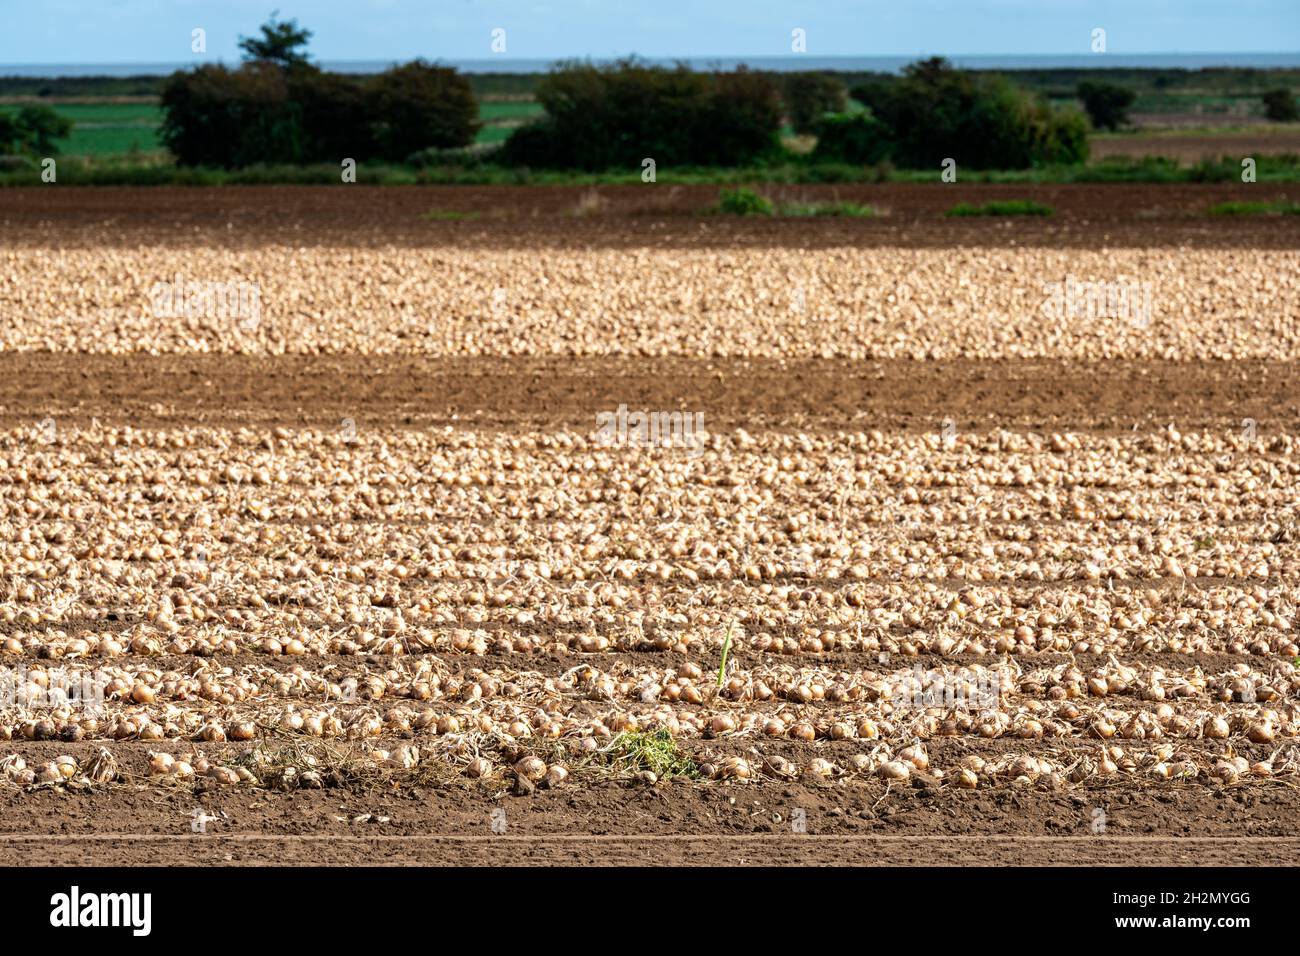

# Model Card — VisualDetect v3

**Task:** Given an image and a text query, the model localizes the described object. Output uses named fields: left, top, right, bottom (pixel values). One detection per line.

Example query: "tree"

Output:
left=0, top=112, right=19, bottom=153
left=1076, top=81, right=1135, bottom=130
left=367, top=61, right=480, bottom=161
left=703, top=67, right=783, bottom=164
left=1262, top=88, right=1298, bottom=122
left=12, top=106, right=73, bottom=156
left=289, top=69, right=373, bottom=161
left=848, top=77, right=894, bottom=114
left=783, top=73, right=847, bottom=135
left=238, top=13, right=313, bottom=68
left=500, top=60, right=781, bottom=169
left=810, top=112, right=891, bottom=164
left=160, top=63, right=304, bottom=167
left=835, top=59, right=1087, bottom=169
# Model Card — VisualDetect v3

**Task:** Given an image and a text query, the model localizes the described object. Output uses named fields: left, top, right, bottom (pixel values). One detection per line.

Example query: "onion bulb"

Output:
left=514, top=756, right=546, bottom=782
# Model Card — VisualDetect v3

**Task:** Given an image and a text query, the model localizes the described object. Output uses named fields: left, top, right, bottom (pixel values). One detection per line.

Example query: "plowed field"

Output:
left=1, top=185, right=1298, bottom=865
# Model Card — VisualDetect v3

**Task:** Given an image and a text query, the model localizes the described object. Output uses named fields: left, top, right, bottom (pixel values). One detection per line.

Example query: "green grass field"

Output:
left=43, top=102, right=163, bottom=156
left=476, top=100, right=543, bottom=143
left=477, top=100, right=544, bottom=122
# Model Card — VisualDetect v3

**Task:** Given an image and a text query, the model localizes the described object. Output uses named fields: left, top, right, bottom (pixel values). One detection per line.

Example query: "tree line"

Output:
left=136, top=18, right=1300, bottom=171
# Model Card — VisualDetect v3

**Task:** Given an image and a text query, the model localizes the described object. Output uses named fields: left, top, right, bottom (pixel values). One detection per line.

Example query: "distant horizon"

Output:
left=5, top=51, right=1300, bottom=77
left=3, top=0, right=1297, bottom=68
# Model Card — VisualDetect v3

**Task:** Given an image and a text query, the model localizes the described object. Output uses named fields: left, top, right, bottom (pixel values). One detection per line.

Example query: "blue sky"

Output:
left=1, top=0, right=1296, bottom=64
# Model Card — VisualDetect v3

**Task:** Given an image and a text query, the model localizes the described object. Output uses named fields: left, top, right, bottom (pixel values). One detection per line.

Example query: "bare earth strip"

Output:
left=1, top=782, right=1296, bottom=865
left=6, top=836, right=1294, bottom=867
left=2, top=183, right=1299, bottom=249
left=0, top=355, right=1296, bottom=432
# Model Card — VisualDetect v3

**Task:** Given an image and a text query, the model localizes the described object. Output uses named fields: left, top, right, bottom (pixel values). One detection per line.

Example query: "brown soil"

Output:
left=3, top=760, right=1297, bottom=866
left=2, top=183, right=1298, bottom=249
left=1, top=355, right=1296, bottom=433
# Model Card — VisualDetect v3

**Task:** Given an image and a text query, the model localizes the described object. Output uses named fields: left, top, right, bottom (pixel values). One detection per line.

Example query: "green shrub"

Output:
left=1071, top=156, right=1182, bottom=183
left=1076, top=81, right=1136, bottom=130
left=783, top=73, right=847, bottom=134
left=703, top=68, right=784, bottom=165
left=0, top=105, right=74, bottom=157
left=1262, top=88, right=1298, bottom=122
left=161, top=59, right=478, bottom=167
left=288, top=68, right=373, bottom=162
left=862, top=58, right=1087, bottom=169
left=946, top=199, right=1053, bottom=217
left=500, top=59, right=781, bottom=170
left=495, top=119, right=564, bottom=169
left=848, top=77, right=894, bottom=114
left=366, top=60, right=480, bottom=161
left=711, top=189, right=875, bottom=217
left=716, top=187, right=774, bottom=215
left=1025, top=100, right=1090, bottom=165
left=1187, top=157, right=1238, bottom=182
left=502, top=60, right=706, bottom=170
left=810, top=112, right=892, bottom=164
left=160, top=16, right=477, bottom=168
left=160, top=63, right=304, bottom=167
left=0, top=114, right=17, bottom=154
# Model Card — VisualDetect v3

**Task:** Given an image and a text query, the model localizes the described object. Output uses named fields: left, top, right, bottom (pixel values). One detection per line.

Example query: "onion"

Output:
left=899, top=744, right=928, bottom=771
left=437, top=715, right=462, bottom=735
left=514, top=756, right=547, bottom=782
left=720, top=756, right=752, bottom=780
left=710, top=714, right=736, bottom=735
left=764, top=755, right=798, bottom=778
left=807, top=758, right=835, bottom=777
left=879, top=760, right=910, bottom=781
left=1212, top=762, right=1239, bottom=784
left=1245, top=721, right=1275, bottom=744
left=148, top=752, right=175, bottom=775
left=541, top=765, right=569, bottom=789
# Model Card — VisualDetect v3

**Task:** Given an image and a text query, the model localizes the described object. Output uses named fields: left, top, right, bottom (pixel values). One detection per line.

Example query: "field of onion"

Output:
left=2, top=415, right=1299, bottom=796
left=2, top=220, right=1299, bottom=833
